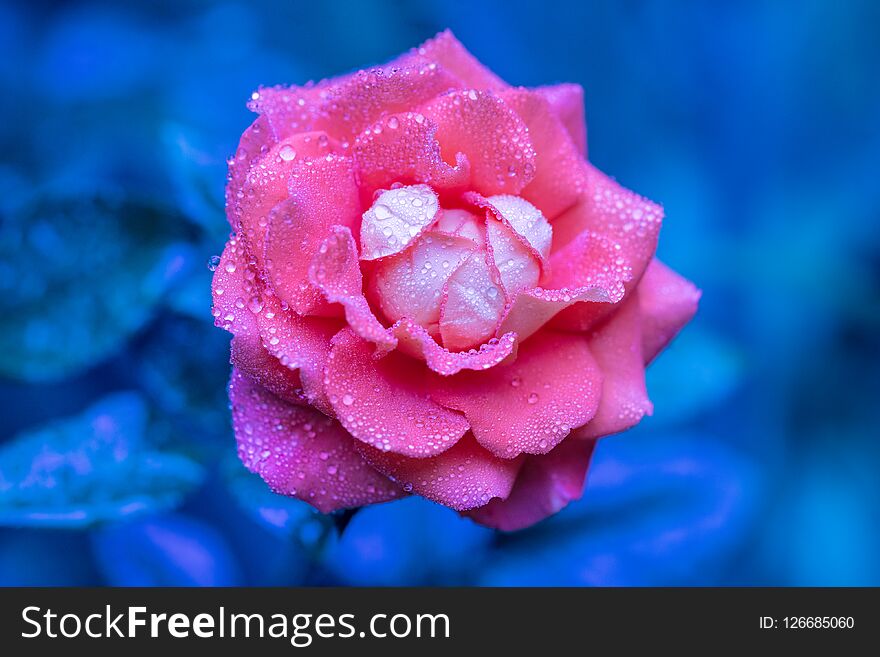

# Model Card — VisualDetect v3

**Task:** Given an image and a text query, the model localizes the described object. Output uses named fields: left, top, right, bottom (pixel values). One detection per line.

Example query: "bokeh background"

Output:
left=1, top=0, right=878, bottom=586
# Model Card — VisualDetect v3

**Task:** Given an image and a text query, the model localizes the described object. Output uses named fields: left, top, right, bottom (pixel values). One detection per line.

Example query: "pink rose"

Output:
left=212, top=31, right=699, bottom=530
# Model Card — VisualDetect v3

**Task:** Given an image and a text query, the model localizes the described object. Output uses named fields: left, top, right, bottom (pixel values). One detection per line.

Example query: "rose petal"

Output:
left=211, top=236, right=261, bottom=339
left=408, top=30, right=508, bottom=91
left=230, top=334, right=308, bottom=407
left=359, top=185, right=440, bottom=261
left=353, top=112, right=470, bottom=197
left=637, top=259, right=701, bottom=364
left=230, top=369, right=401, bottom=513
left=358, top=434, right=522, bottom=511
left=391, top=318, right=518, bottom=376
left=501, top=89, right=588, bottom=220
left=309, top=226, right=396, bottom=351
left=435, top=208, right=484, bottom=245
left=255, top=292, right=340, bottom=416
left=324, top=329, right=469, bottom=457
left=551, top=163, right=663, bottom=278
left=226, top=115, right=273, bottom=231
left=465, top=438, right=597, bottom=531
left=422, top=90, right=536, bottom=196
left=250, top=59, right=459, bottom=142
left=534, top=83, right=587, bottom=155
left=578, top=291, right=653, bottom=440
left=497, top=231, right=629, bottom=341
left=485, top=219, right=541, bottom=298
left=485, top=194, right=553, bottom=261
left=439, top=250, right=506, bottom=351
left=430, top=330, right=603, bottom=458
left=264, top=153, right=360, bottom=314
left=369, top=231, right=476, bottom=335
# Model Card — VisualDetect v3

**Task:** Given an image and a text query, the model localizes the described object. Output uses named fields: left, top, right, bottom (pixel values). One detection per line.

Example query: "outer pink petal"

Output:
left=407, top=30, right=508, bottom=91
left=230, top=334, right=308, bottom=407
left=230, top=369, right=401, bottom=513
left=357, top=434, right=522, bottom=511
left=352, top=112, right=470, bottom=198
left=211, top=236, right=261, bottom=340
left=534, top=83, right=587, bottom=155
left=231, top=130, right=342, bottom=275
left=578, top=291, right=653, bottom=440
left=254, top=292, right=341, bottom=417
left=309, top=226, right=396, bottom=351
left=551, top=163, right=663, bottom=268
left=465, top=438, right=597, bottom=531
left=637, top=259, right=701, bottom=364
left=250, top=57, right=459, bottom=143
left=421, top=90, right=536, bottom=197
left=264, top=154, right=361, bottom=315
left=324, top=329, right=469, bottom=457
left=391, top=319, right=518, bottom=376
left=430, top=330, right=603, bottom=458
left=501, top=89, right=588, bottom=220
left=497, top=231, right=629, bottom=342
left=226, top=115, right=273, bottom=230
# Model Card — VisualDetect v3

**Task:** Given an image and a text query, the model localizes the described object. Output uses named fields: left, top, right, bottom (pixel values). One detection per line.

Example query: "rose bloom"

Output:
left=212, top=31, right=699, bottom=531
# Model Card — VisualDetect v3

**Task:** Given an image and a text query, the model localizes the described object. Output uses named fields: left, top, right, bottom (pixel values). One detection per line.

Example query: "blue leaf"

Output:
left=135, top=315, right=231, bottom=439
left=0, top=393, right=204, bottom=528
left=324, top=497, right=493, bottom=586
left=0, top=190, right=193, bottom=381
left=91, top=513, right=242, bottom=586
left=479, top=435, right=760, bottom=586
left=161, top=123, right=229, bottom=241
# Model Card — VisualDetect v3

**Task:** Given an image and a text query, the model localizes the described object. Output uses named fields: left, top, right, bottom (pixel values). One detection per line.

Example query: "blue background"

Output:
left=1, top=0, right=878, bottom=586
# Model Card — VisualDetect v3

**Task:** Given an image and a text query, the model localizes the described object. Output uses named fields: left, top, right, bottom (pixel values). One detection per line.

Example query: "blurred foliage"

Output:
left=0, top=393, right=203, bottom=528
left=1, top=0, right=878, bottom=585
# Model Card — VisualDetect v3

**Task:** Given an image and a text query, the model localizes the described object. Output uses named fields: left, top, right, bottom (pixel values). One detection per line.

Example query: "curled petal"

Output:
left=534, top=83, right=587, bottom=155
left=226, top=115, right=274, bottom=231
left=231, top=334, right=308, bottom=407
left=466, top=438, right=597, bottom=531
left=551, top=163, right=663, bottom=280
left=578, top=291, right=653, bottom=440
left=359, top=185, right=440, bottom=261
left=406, top=30, right=508, bottom=91
left=230, top=369, right=401, bottom=513
left=391, top=319, right=518, bottom=376
left=264, top=154, right=361, bottom=314
left=369, top=231, right=476, bottom=335
left=211, top=237, right=261, bottom=339
left=440, top=250, right=507, bottom=351
left=485, top=219, right=541, bottom=298
left=430, top=331, right=603, bottom=458
left=358, top=434, right=522, bottom=511
left=353, top=112, right=470, bottom=197
left=251, top=60, right=459, bottom=142
left=637, top=259, right=701, bottom=364
left=254, top=292, right=340, bottom=416
left=422, top=90, right=536, bottom=196
left=498, top=231, right=629, bottom=341
left=501, top=89, right=588, bottom=220
left=232, top=130, right=342, bottom=279
left=309, top=226, right=396, bottom=351
left=324, top=329, right=469, bottom=457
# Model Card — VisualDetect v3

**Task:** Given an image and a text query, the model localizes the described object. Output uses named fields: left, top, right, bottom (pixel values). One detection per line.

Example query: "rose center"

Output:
left=360, top=185, right=552, bottom=351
